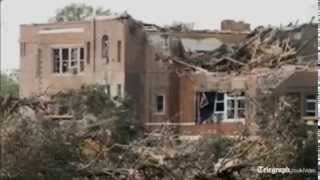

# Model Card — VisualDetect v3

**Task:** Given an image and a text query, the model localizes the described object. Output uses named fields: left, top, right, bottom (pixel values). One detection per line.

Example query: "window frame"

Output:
left=101, top=35, right=110, bottom=63
left=304, top=94, right=317, bottom=117
left=154, top=94, right=166, bottom=115
left=211, top=92, right=245, bottom=122
left=51, top=45, right=85, bottom=75
left=225, top=95, right=245, bottom=121
left=213, top=93, right=225, bottom=121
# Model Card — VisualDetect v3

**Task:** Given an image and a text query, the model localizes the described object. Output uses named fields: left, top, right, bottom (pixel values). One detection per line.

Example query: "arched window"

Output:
left=101, top=35, right=109, bottom=62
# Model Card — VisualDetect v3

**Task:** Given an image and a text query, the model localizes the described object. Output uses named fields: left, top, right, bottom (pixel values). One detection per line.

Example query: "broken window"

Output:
left=52, top=47, right=84, bottom=74
left=102, top=35, right=109, bottom=62
left=117, top=40, right=122, bottom=62
left=196, top=92, right=245, bottom=124
left=304, top=94, right=316, bottom=116
left=155, top=95, right=165, bottom=113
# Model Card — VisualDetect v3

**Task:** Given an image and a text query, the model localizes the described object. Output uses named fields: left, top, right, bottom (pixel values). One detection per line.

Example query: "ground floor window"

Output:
left=117, top=84, right=122, bottom=98
left=155, top=94, right=165, bottom=114
left=196, top=92, right=245, bottom=123
left=304, top=94, right=316, bottom=116
left=52, top=47, right=84, bottom=74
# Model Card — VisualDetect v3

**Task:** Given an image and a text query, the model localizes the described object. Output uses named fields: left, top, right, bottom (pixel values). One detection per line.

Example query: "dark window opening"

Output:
left=86, top=42, right=91, bottom=64
left=102, top=35, right=109, bottom=63
left=106, top=85, right=111, bottom=96
left=117, top=40, right=122, bottom=62
left=156, top=95, right=165, bottom=113
left=62, top=48, right=69, bottom=73
left=80, top=47, right=84, bottom=59
left=304, top=94, right=316, bottom=116
left=20, top=42, right=26, bottom=57
left=117, top=84, right=122, bottom=97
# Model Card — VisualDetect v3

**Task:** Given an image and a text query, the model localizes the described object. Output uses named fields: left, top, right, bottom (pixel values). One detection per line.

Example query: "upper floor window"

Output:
left=86, top=42, right=91, bottom=64
left=117, top=40, right=122, bottom=62
left=36, top=49, right=42, bottom=78
left=102, top=35, right=109, bottom=63
left=20, top=42, right=26, bottom=57
left=52, top=47, right=84, bottom=74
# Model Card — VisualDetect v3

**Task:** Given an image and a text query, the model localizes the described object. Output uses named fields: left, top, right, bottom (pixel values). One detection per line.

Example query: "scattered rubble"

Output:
left=178, top=24, right=316, bottom=73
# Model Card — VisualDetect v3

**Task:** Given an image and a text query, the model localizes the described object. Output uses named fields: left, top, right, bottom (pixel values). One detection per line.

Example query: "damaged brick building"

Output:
left=19, top=15, right=317, bottom=137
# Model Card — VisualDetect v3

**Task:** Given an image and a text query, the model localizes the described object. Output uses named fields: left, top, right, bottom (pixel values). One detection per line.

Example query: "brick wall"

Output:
left=221, top=19, right=250, bottom=32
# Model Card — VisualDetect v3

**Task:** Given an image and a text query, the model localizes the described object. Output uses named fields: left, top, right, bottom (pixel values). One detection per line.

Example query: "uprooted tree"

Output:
left=0, top=22, right=316, bottom=180
left=0, top=82, right=316, bottom=179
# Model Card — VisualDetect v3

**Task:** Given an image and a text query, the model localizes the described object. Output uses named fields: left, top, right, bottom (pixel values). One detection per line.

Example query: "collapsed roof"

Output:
left=151, top=23, right=316, bottom=74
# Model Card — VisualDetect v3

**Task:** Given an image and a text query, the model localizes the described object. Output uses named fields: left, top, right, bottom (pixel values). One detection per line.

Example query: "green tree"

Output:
left=0, top=72, right=19, bottom=97
left=167, top=21, right=195, bottom=32
left=50, top=3, right=112, bottom=22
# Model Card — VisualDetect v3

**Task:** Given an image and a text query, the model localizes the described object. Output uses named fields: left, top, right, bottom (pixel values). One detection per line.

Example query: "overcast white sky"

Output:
left=1, top=0, right=317, bottom=70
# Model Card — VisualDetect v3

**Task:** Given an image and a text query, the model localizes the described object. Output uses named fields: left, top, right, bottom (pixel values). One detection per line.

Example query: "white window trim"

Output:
left=38, top=28, right=84, bottom=34
left=212, top=93, right=225, bottom=121
left=224, top=95, right=245, bottom=121
left=50, top=44, right=83, bottom=48
left=51, top=46, right=84, bottom=75
left=210, top=93, right=245, bottom=122
left=154, top=94, right=166, bottom=115
left=304, top=95, right=317, bottom=116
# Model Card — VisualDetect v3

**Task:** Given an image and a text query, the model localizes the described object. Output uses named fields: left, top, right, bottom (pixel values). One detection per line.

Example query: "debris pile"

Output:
left=181, top=24, right=315, bottom=73
left=0, top=84, right=316, bottom=179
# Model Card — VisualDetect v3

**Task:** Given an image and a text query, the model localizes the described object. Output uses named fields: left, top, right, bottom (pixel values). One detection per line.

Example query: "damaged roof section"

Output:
left=180, top=23, right=316, bottom=73
left=151, top=23, right=316, bottom=74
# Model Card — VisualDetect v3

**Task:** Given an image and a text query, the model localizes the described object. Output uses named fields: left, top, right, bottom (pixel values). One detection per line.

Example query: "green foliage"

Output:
left=167, top=21, right=195, bottom=32
left=254, top=92, right=317, bottom=179
left=113, top=97, right=138, bottom=143
left=52, top=85, right=139, bottom=144
left=2, top=116, right=80, bottom=179
left=50, top=3, right=112, bottom=22
left=39, top=120, right=80, bottom=179
left=0, top=72, right=19, bottom=97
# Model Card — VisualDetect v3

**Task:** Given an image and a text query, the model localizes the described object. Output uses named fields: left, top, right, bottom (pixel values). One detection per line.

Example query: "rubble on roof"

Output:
left=174, top=23, right=316, bottom=73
